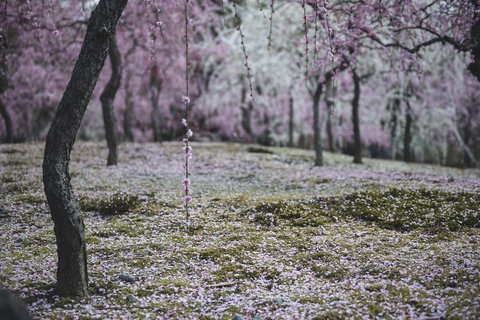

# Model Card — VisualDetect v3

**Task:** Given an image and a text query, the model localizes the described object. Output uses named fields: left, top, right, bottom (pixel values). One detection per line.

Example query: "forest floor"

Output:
left=1, top=141, right=480, bottom=320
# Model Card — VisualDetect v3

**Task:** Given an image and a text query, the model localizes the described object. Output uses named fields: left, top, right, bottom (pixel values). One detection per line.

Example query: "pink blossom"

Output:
left=182, top=179, right=190, bottom=187
left=183, top=146, right=192, bottom=153
left=184, top=153, right=192, bottom=161
left=183, top=188, right=191, bottom=195
left=183, top=138, right=188, bottom=144
left=186, top=129, right=193, bottom=138
left=182, top=118, right=187, bottom=127
left=182, top=96, right=190, bottom=104
left=184, top=196, right=192, bottom=204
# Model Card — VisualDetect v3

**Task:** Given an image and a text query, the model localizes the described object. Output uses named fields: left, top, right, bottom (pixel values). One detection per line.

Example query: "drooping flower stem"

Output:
left=267, top=0, right=275, bottom=51
left=184, top=2, right=190, bottom=223
left=302, top=0, right=309, bottom=79
left=233, top=0, right=254, bottom=102
left=322, top=0, right=337, bottom=116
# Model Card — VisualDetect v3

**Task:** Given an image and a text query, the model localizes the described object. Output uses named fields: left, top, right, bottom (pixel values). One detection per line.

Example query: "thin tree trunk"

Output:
left=404, top=101, right=412, bottom=162
left=312, top=58, right=349, bottom=166
left=463, top=129, right=473, bottom=168
left=241, top=103, right=256, bottom=144
left=150, top=86, right=165, bottom=142
left=0, top=98, right=13, bottom=143
left=123, top=71, right=134, bottom=142
left=42, top=0, right=128, bottom=298
left=389, top=96, right=400, bottom=160
left=352, top=69, right=362, bottom=164
left=100, top=34, right=122, bottom=166
left=325, top=80, right=334, bottom=152
left=451, top=123, right=477, bottom=168
left=312, top=82, right=324, bottom=166
left=288, top=95, right=293, bottom=147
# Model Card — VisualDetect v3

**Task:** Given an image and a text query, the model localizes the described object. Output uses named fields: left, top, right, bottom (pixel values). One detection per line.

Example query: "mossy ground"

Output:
left=1, top=142, right=480, bottom=319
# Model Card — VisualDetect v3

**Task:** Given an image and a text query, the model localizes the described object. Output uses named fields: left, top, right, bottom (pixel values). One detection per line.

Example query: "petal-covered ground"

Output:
left=1, top=142, right=479, bottom=320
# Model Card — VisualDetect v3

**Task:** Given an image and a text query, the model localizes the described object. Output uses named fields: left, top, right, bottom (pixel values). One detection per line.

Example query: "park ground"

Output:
left=1, top=141, right=480, bottom=319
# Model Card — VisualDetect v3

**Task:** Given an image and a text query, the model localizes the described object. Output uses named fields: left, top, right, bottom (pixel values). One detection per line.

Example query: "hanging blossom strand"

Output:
left=322, top=0, right=337, bottom=116
left=233, top=0, right=255, bottom=101
left=182, top=0, right=193, bottom=222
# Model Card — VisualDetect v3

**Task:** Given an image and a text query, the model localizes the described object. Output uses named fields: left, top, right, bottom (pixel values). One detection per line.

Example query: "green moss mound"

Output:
left=80, top=192, right=138, bottom=216
left=249, top=188, right=480, bottom=231
left=250, top=198, right=340, bottom=227
left=342, top=188, right=480, bottom=231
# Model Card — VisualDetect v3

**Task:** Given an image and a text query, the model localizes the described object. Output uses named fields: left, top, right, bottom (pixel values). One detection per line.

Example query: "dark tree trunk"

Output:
left=312, top=59, right=349, bottom=166
left=241, top=103, right=256, bottom=144
left=325, top=80, right=335, bottom=152
left=0, top=34, right=13, bottom=144
left=100, top=34, right=122, bottom=166
left=389, top=95, right=400, bottom=160
left=288, top=95, right=293, bottom=147
left=468, top=0, right=480, bottom=82
left=312, top=82, right=324, bottom=166
left=0, top=98, right=13, bottom=143
left=352, top=69, right=362, bottom=164
left=463, top=129, right=473, bottom=168
left=123, top=70, right=134, bottom=142
left=150, top=86, right=165, bottom=142
left=42, top=0, right=128, bottom=298
left=404, top=101, right=412, bottom=162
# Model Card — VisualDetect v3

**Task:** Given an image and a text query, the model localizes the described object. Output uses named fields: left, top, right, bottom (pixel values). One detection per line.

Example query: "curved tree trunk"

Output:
left=352, top=69, right=362, bottom=164
left=0, top=99, right=13, bottom=143
left=42, top=0, right=128, bottom=298
left=100, top=34, right=122, bottom=166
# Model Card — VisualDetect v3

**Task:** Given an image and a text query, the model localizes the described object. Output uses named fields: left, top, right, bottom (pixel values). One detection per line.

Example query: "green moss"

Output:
left=247, top=188, right=480, bottom=231
left=197, top=247, right=241, bottom=262
left=312, top=311, right=342, bottom=320
left=249, top=199, right=338, bottom=227
left=341, top=188, right=480, bottom=231
left=79, top=192, right=138, bottom=216
left=212, top=263, right=259, bottom=282
left=17, top=193, right=46, bottom=205
left=312, top=265, right=350, bottom=280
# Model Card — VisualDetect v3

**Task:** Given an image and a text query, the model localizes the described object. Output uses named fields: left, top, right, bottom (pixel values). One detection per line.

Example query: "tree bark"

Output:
left=325, top=80, right=335, bottom=152
left=0, top=33, right=13, bottom=144
left=312, top=59, right=349, bottom=166
left=123, top=70, right=134, bottom=142
left=352, top=69, right=362, bottom=164
left=468, top=0, right=480, bottom=82
left=149, top=65, right=165, bottom=143
left=100, top=34, right=122, bottom=166
left=42, top=0, right=128, bottom=298
left=288, top=95, right=293, bottom=147
left=404, top=101, right=412, bottom=162
left=389, top=94, right=400, bottom=160
left=0, top=98, right=13, bottom=143
left=312, top=81, right=324, bottom=166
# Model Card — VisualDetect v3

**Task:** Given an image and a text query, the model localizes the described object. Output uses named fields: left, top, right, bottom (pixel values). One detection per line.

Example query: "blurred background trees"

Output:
left=1, top=0, right=478, bottom=168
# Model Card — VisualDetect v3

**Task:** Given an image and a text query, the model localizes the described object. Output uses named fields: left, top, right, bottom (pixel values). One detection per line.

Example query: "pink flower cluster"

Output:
left=182, top=120, right=193, bottom=205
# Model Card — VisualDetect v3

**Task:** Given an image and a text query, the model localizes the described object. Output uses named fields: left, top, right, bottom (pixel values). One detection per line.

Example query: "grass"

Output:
left=0, top=141, right=480, bottom=319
